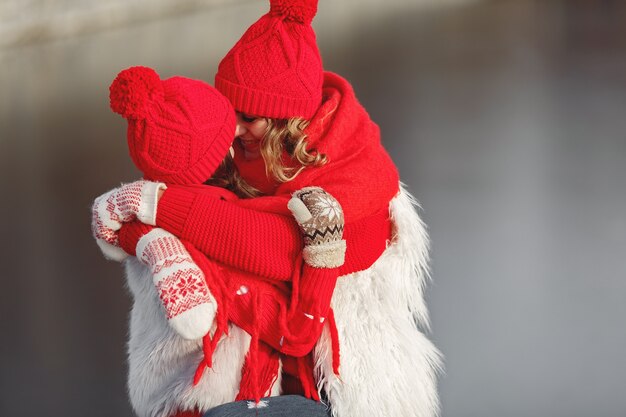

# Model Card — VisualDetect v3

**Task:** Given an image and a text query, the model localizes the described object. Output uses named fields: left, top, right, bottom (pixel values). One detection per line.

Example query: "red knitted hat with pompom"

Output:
left=215, top=0, right=322, bottom=120
left=110, top=66, right=236, bottom=185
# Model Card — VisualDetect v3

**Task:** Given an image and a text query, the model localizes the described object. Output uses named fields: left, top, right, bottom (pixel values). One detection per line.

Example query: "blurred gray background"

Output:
left=1, top=0, right=625, bottom=416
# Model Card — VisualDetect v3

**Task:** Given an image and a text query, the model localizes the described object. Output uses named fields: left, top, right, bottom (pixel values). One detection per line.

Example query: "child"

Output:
left=92, top=1, right=442, bottom=416
left=92, top=66, right=345, bottom=415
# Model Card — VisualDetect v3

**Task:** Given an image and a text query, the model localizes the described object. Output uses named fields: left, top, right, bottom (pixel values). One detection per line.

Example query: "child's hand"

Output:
left=91, top=180, right=167, bottom=260
left=92, top=190, right=128, bottom=261
left=288, top=187, right=346, bottom=268
left=92, top=180, right=166, bottom=229
left=136, top=228, right=216, bottom=340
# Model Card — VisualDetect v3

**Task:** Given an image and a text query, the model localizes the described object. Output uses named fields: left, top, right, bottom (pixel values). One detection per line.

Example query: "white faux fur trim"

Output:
left=137, top=181, right=167, bottom=226
left=303, top=240, right=347, bottom=268
left=96, top=238, right=129, bottom=262
left=124, top=259, right=253, bottom=417
left=123, top=183, right=439, bottom=417
left=313, top=183, right=443, bottom=417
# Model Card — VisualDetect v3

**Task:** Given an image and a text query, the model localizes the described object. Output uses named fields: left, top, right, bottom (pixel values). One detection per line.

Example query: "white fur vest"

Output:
left=124, top=185, right=441, bottom=417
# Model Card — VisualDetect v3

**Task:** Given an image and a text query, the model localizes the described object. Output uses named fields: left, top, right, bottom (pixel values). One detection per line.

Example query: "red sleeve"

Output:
left=295, top=264, right=338, bottom=319
left=279, top=264, right=340, bottom=355
left=155, top=185, right=303, bottom=280
left=118, top=221, right=155, bottom=256
left=227, top=263, right=339, bottom=357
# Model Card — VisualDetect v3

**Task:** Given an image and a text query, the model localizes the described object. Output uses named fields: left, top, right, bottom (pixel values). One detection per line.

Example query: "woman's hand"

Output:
left=288, top=186, right=346, bottom=268
left=91, top=180, right=166, bottom=260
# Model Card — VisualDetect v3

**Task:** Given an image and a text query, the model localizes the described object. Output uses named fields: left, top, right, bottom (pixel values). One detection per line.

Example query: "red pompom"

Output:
left=270, top=0, right=318, bottom=24
left=109, top=66, right=164, bottom=119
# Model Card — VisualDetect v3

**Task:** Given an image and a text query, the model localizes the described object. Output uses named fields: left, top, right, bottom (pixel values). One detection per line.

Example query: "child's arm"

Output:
left=155, top=185, right=303, bottom=280
left=117, top=222, right=218, bottom=340
left=92, top=181, right=303, bottom=280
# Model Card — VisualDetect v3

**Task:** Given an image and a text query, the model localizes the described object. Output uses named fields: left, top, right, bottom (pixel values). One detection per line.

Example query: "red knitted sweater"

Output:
left=153, top=72, right=398, bottom=278
left=119, top=72, right=399, bottom=405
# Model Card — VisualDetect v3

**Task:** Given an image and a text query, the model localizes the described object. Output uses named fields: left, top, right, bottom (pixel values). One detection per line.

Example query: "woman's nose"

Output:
left=235, top=123, right=246, bottom=137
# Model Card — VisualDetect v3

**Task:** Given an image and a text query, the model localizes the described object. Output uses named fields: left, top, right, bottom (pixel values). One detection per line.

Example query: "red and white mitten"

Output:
left=136, top=228, right=216, bottom=340
left=288, top=187, right=346, bottom=268
left=91, top=180, right=166, bottom=261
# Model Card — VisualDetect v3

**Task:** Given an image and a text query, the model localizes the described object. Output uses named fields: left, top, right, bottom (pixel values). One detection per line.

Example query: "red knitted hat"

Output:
left=215, top=0, right=323, bottom=120
left=110, top=66, right=236, bottom=185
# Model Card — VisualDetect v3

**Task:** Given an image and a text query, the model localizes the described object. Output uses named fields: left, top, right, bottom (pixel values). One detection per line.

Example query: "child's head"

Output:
left=109, top=66, right=236, bottom=186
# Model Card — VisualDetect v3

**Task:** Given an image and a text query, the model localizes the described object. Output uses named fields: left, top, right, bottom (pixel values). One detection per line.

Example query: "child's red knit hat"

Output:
left=215, top=0, right=323, bottom=120
left=109, top=66, right=236, bottom=184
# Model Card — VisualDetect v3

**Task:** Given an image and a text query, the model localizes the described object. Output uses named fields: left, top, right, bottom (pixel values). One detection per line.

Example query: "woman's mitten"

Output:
left=136, top=228, right=216, bottom=340
left=287, top=187, right=346, bottom=268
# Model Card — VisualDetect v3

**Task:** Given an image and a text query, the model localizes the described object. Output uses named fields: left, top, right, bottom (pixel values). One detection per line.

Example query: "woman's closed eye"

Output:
left=240, top=113, right=258, bottom=123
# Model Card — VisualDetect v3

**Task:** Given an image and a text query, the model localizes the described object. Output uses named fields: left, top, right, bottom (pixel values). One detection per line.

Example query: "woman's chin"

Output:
left=243, top=148, right=261, bottom=160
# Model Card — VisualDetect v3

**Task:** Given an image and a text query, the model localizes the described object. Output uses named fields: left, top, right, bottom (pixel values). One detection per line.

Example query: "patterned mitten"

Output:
left=92, top=180, right=166, bottom=261
left=287, top=187, right=346, bottom=268
left=136, top=228, right=216, bottom=340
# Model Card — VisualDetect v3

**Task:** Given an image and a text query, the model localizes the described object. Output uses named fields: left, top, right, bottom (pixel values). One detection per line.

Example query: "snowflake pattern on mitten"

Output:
left=137, top=229, right=216, bottom=339
left=288, top=187, right=346, bottom=268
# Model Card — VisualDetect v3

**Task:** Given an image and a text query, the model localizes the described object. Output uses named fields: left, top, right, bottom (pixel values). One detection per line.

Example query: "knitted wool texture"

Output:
left=150, top=72, right=399, bottom=280
left=143, top=75, right=399, bottom=346
left=110, top=66, right=236, bottom=185
left=119, top=71, right=400, bottom=417
left=123, top=72, right=398, bottom=399
left=215, top=0, right=323, bottom=119
left=112, top=66, right=340, bottom=402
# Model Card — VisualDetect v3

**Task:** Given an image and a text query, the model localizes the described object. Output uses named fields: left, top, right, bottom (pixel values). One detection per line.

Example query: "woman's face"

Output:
left=235, top=112, right=268, bottom=160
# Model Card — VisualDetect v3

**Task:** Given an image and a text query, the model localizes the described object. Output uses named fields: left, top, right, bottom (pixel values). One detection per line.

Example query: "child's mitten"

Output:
left=92, top=180, right=166, bottom=261
left=288, top=187, right=346, bottom=268
left=136, top=228, right=216, bottom=340
left=92, top=180, right=166, bottom=233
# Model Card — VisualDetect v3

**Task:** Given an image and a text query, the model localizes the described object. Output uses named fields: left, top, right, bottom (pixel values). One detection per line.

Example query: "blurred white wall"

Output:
left=1, top=1, right=625, bottom=417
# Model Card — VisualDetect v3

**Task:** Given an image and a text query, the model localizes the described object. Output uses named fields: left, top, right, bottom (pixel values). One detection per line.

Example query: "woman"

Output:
left=95, top=1, right=441, bottom=416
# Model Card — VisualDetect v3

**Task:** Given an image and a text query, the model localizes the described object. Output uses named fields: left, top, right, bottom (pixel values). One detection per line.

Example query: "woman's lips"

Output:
left=238, top=137, right=261, bottom=159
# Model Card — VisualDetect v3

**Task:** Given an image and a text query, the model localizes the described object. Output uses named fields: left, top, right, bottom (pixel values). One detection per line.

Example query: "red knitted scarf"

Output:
left=196, top=71, right=400, bottom=401
left=121, top=72, right=400, bottom=411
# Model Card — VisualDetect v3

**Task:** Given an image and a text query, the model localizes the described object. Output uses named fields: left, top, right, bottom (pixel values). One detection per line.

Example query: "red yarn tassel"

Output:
left=193, top=327, right=224, bottom=386
left=296, top=356, right=320, bottom=401
left=236, top=291, right=262, bottom=403
left=327, top=308, right=341, bottom=376
left=183, top=242, right=234, bottom=386
left=250, top=292, right=261, bottom=403
left=288, top=253, right=304, bottom=316
left=297, top=356, right=311, bottom=399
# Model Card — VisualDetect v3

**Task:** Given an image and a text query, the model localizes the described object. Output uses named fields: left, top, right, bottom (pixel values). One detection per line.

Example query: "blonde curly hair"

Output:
left=206, top=117, right=327, bottom=197
left=261, top=117, right=327, bottom=184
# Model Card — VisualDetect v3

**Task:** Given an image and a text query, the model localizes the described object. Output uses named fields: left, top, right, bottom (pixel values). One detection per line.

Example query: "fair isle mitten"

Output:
left=136, top=228, right=216, bottom=340
left=288, top=187, right=346, bottom=268
left=92, top=179, right=166, bottom=261
left=92, top=179, right=166, bottom=236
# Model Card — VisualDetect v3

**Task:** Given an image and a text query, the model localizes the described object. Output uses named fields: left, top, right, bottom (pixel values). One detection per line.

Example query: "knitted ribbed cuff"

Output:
left=118, top=222, right=154, bottom=256
left=155, top=186, right=198, bottom=236
left=215, top=75, right=320, bottom=120
left=297, top=265, right=340, bottom=318
left=96, top=239, right=129, bottom=262
left=137, top=182, right=167, bottom=226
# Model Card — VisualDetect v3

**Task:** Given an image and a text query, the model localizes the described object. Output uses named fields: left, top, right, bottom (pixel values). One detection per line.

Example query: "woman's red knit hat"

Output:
left=215, top=0, right=323, bottom=120
left=110, top=66, right=236, bottom=184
